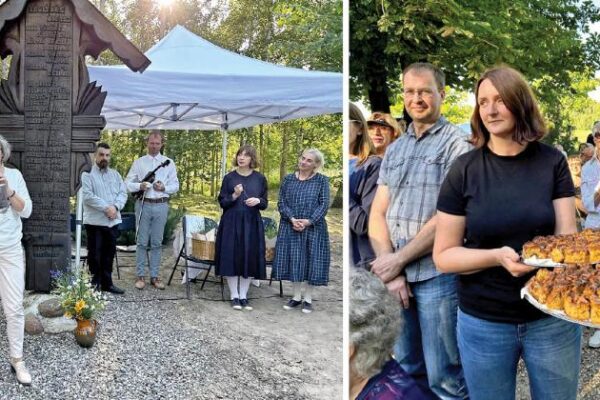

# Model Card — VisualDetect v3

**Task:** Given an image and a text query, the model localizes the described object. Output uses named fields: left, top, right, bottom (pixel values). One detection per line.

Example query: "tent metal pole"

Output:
left=220, top=112, right=228, bottom=178
left=74, top=186, right=83, bottom=273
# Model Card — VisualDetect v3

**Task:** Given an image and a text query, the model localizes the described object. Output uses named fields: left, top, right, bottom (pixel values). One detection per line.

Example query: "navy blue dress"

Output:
left=215, top=170, right=267, bottom=279
left=272, top=173, right=330, bottom=286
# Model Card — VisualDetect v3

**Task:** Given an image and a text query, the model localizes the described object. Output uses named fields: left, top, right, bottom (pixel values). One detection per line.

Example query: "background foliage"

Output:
left=350, top=0, right=600, bottom=153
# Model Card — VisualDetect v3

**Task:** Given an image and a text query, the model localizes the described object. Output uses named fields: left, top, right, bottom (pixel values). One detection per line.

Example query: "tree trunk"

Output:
left=280, top=128, right=288, bottom=182
left=259, top=125, right=264, bottom=172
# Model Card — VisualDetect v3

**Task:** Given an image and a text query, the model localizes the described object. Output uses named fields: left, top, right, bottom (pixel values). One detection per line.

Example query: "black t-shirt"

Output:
left=437, top=142, right=575, bottom=323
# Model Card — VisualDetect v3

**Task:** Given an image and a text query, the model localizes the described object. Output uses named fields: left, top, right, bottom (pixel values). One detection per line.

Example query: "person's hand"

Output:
left=244, top=197, right=260, bottom=207
left=495, top=246, right=536, bottom=277
left=297, top=219, right=311, bottom=228
left=371, top=253, right=405, bottom=283
left=105, top=206, right=118, bottom=220
left=290, top=218, right=305, bottom=232
left=140, top=182, right=152, bottom=191
left=385, top=275, right=413, bottom=309
left=0, top=175, right=12, bottom=197
left=153, top=181, right=165, bottom=191
left=233, top=184, right=244, bottom=196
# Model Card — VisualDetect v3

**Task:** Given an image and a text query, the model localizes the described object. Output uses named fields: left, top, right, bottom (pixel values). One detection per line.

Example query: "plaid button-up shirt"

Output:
left=378, top=117, right=472, bottom=282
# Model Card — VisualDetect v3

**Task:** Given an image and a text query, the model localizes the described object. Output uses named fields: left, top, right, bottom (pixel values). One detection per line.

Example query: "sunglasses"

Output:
left=594, top=132, right=600, bottom=138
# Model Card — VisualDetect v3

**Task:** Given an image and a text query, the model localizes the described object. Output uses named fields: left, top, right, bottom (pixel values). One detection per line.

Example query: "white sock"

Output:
left=293, top=282, right=302, bottom=301
left=226, top=276, right=239, bottom=299
left=304, top=284, right=313, bottom=304
left=239, top=277, right=252, bottom=299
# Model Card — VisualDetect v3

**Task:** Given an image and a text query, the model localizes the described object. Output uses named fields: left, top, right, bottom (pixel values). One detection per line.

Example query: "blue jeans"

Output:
left=457, top=310, right=581, bottom=400
left=394, top=273, right=467, bottom=400
left=135, top=201, right=168, bottom=278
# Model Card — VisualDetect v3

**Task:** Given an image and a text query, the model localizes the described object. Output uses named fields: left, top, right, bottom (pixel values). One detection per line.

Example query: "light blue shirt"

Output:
left=581, top=155, right=600, bottom=228
left=82, top=164, right=127, bottom=227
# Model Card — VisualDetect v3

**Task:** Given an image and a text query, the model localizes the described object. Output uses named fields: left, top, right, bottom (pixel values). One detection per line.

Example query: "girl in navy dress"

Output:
left=273, top=148, right=330, bottom=313
left=215, top=145, right=267, bottom=310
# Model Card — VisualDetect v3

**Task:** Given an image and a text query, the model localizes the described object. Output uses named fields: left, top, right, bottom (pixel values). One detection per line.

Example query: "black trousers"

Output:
left=85, top=224, right=119, bottom=289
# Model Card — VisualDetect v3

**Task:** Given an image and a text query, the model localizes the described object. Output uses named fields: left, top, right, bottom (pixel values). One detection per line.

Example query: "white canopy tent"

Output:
left=87, top=24, right=342, bottom=176
left=73, top=25, right=342, bottom=268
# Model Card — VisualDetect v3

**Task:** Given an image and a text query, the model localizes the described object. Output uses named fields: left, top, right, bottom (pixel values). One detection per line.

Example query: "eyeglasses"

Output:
left=594, top=132, right=600, bottom=138
left=403, top=89, right=435, bottom=99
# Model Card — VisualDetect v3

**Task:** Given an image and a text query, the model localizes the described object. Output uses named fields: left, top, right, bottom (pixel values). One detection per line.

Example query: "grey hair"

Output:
left=303, top=148, right=325, bottom=171
left=593, top=121, right=600, bottom=134
left=0, top=134, right=11, bottom=163
left=350, top=268, right=402, bottom=378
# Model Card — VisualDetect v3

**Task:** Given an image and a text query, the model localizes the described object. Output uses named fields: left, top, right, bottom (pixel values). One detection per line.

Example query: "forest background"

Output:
left=21, top=0, right=343, bottom=241
left=350, top=0, right=600, bottom=152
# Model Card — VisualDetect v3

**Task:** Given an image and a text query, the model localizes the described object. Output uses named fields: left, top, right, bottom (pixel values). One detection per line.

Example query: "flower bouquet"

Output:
left=51, top=269, right=107, bottom=347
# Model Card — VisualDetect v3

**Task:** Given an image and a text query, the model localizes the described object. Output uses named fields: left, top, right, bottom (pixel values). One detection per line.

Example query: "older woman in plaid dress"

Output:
left=272, top=149, right=330, bottom=313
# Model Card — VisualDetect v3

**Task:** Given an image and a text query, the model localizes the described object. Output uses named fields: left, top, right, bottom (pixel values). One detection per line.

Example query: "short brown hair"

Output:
left=234, top=144, right=259, bottom=169
left=471, top=66, right=546, bottom=148
left=403, top=62, right=445, bottom=91
left=349, top=102, right=375, bottom=165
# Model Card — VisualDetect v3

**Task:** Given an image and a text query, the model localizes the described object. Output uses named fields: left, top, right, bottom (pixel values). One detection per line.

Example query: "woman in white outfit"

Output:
left=0, top=135, right=32, bottom=385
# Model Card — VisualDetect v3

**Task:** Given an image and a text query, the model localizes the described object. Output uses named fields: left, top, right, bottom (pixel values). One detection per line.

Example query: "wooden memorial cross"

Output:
left=0, top=0, right=150, bottom=291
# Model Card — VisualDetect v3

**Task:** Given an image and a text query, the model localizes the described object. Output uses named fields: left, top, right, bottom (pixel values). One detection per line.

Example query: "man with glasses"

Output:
left=369, top=62, right=471, bottom=399
left=582, top=122, right=600, bottom=348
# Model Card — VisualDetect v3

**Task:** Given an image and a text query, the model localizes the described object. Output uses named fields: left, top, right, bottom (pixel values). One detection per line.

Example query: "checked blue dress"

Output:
left=272, top=173, right=330, bottom=286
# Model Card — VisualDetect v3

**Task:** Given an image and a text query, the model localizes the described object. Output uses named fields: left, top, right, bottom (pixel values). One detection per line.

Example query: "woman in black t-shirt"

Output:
left=433, top=66, right=581, bottom=400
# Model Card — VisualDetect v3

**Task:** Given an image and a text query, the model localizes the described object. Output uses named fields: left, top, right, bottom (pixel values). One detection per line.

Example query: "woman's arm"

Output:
left=553, top=196, right=577, bottom=235
left=277, top=175, right=295, bottom=222
left=257, top=174, right=268, bottom=210
left=308, top=175, right=330, bottom=225
left=349, top=161, right=380, bottom=235
left=217, top=175, right=237, bottom=210
left=433, top=211, right=535, bottom=277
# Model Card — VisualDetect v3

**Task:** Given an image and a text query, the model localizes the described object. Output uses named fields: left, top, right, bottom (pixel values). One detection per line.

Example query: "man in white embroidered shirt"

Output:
left=126, top=131, right=179, bottom=290
left=81, top=143, right=127, bottom=294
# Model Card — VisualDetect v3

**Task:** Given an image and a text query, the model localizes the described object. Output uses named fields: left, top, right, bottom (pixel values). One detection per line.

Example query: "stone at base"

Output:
left=38, top=298, right=64, bottom=318
left=42, top=316, right=77, bottom=334
left=24, top=313, right=43, bottom=335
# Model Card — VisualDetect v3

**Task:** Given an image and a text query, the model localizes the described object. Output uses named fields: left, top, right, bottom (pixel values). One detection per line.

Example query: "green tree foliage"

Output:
left=84, top=0, right=341, bottom=197
left=350, top=0, right=600, bottom=115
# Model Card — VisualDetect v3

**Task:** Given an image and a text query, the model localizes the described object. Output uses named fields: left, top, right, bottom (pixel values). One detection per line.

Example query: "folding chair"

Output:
left=114, top=212, right=136, bottom=279
left=167, top=215, right=222, bottom=300
left=263, top=216, right=283, bottom=297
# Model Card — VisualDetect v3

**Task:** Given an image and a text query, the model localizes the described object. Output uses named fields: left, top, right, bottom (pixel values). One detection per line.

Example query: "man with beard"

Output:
left=81, top=143, right=127, bottom=294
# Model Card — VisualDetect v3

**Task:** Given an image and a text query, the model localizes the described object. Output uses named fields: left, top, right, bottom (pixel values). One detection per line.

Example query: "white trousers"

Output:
left=0, top=245, right=25, bottom=358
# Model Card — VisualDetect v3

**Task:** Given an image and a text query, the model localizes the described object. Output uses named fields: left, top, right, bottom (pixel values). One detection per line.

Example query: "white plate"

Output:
left=521, top=256, right=564, bottom=268
left=521, top=286, right=600, bottom=328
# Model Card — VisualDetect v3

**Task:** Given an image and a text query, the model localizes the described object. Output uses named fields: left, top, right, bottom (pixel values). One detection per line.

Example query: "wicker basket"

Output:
left=265, top=247, right=275, bottom=262
left=191, top=238, right=215, bottom=260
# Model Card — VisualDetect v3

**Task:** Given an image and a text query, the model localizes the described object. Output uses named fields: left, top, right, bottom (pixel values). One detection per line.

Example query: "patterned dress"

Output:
left=272, top=173, right=330, bottom=286
left=215, top=170, right=267, bottom=279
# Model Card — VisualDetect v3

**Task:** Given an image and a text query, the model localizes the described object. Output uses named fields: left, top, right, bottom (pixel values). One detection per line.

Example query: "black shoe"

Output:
left=103, top=285, right=125, bottom=295
left=302, top=301, right=313, bottom=314
left=240, top=299, right=253, bottom=311
left=231, top=298, right=242, bottom=310
left=283, top=299, right=302, bottom=310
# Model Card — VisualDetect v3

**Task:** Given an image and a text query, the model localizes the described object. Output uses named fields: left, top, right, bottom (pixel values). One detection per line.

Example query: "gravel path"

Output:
left=0, top=239, right=343, bottom=400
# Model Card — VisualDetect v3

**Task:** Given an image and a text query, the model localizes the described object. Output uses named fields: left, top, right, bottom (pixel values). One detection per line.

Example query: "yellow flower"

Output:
left=74, top=300, right=86, bottom=313
left=64, top=312, right=72, bottom=319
